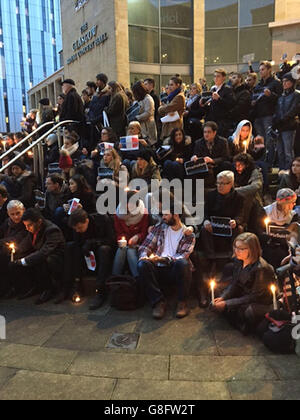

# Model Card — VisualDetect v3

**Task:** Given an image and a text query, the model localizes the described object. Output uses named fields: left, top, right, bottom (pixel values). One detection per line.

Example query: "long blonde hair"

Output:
left=103, top=148, right=122, bottom=175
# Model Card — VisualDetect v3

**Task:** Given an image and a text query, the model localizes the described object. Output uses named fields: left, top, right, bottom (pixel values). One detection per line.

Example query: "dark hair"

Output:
left=81, top=89, right=89, bottom=96
left=47, top=173, right=64, bottom=187
left=170, top=76, right=183, bottom=86
left=169, top=128, right=186, bottom=149
left=144, top=78, right=155, bottom=88
left=68, top=209, right=89, bottom=227
left=233, top=153, right=255, bottom=168
left=70, top=174, right=92, bottom=195
left=132, top=81, right=148, bottom=102
left=0, top=185, right=8, bottom=198
left=101, top=127, right=118, bottom=143
left=58, top=93, right=66, bottom=100
left=14, top=132, right=25, bottom=141
left=203, top=121, right=218, bottom=132
left=289, top=157, right=300, bottom=189
left=22, top=208, right=44, bottom=223
left=96, top=73, right=108, bottom=84
left=86, top=81, right=97, bottom=90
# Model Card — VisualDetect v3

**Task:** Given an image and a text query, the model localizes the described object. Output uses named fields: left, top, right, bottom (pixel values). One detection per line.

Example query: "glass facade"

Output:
left=205, top=0, right=274, bottom=81
left=0, top=0, right=62, bottom=133
left=128, top=0, right=193, bottom=89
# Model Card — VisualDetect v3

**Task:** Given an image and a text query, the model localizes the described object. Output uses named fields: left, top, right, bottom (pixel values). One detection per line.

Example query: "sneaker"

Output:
left=176, top=301, right=190, bottom=319
left=89, top=292, right=106, bottom=311
left=152, top=300, right=167, bottom=320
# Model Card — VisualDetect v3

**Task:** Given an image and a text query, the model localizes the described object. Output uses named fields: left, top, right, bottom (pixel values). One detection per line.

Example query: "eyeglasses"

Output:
left=216, top=181, right=231, bottom=186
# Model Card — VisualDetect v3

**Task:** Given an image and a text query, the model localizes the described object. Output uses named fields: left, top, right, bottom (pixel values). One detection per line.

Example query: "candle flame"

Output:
left=9, top=243, right=16, bottom=253
left=270, top=284, right=276, bottom=294
left=210, top=280, right=216, bottom=290
left=75, top=297, right=81, bottom=303
left=264, top=217, right=270, bottom=226
left=124, top=187, right=130, bottom=192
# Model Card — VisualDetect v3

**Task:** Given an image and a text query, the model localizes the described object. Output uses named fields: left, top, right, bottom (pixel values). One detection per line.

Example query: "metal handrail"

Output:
left=0, top=120, right=79, bottom=174
left=0, top=121, right=56, bottom=161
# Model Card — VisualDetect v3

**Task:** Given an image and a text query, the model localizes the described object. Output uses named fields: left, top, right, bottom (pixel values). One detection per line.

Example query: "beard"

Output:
left=166, top=216, right=176, bottom=226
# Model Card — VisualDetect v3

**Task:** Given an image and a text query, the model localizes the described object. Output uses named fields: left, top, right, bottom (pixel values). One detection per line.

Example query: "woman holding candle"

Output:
left=112, top=191, right=149, bottom=279
left=162, top=128, right=192, bottom=181
left=213, top=232, right=276, bottom=334
left=228, top=120, right=253, bottom=158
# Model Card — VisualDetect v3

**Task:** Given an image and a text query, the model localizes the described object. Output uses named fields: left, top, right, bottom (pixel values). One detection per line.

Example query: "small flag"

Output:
left=120, top=136, right=139, bottom=151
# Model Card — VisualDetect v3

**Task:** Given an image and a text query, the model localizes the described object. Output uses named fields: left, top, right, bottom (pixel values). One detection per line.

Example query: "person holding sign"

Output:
left=212, top=233, right=276, bottom=335
left=97, top=149, right=128, bottom=188
left=200, top=171, right=245, bottom=260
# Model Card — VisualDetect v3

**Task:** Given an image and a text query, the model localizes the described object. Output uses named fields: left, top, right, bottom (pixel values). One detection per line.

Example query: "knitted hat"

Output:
left=12, top=160, right=26, bottom=171
left=137, top=150, right=151, bottom=163
left=282, top=72, right=296, bottom=84
left=39, top=98, right=50, bottom=106
left=59, top=152, right=73, bottom=170
left=276, top=188, right=297, bottom=203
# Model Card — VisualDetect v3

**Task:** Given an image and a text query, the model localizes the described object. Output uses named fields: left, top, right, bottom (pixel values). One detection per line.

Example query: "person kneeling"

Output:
left=213, top=232, right=276, bottom=334
left=138, top=212, right=195, bottom=320
left=10, top=208, right=65, bottom=305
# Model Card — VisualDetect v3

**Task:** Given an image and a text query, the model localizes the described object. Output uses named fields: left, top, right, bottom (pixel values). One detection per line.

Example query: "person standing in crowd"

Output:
left=144, top=78, right=160, bottom=121
left=112, top=192, right=149, bottom=280
left=213, top=232, right=276, bottom=334
left=200, top=69, right=236, bottom=138
left=38, top=98, right=55, bottom=127
left=272, top=72, right=300, bottom=173
left=56, top=93, right=66, bottom=119
left=85, top=81, right=105, bottom=150
left=183, top=82, right=204, bottom=142
left=158, top=76, right=186, bottom=140
left=229, top=73, right=251, bottom=125
left=138, top=209, right=196, bottom=320
left=163, top=128, right=192, bottom=181
left=105, top=81, right=129, bottom=137
left=9, top=208, right=65, bottom=305
left=58, top=209, right=115, bottom=309
left=252, top=61, right=283, bottom=166
left=81, top=89, right=91, bottom=116
left=245, top=73, right=258, bottom=94
left=60, top=79, right=85, bottom=134
left=132, top=81, right=157, bottom=146
left=0, top=185, right=9, bottom=225
left=96, top=73, right=108, bottom=96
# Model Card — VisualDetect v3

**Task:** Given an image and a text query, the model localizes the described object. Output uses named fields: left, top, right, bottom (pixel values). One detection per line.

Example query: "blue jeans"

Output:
left=112, top=247, right=139, bottom=278
left=137, top=259, right=191, bottom=306
left=277, top=130, right=296, bottom=170
left=254, top=116, right=273, bottom=166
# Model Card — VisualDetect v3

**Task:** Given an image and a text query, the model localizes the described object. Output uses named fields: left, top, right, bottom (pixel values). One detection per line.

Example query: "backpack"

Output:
left=106, top=275, right=140, bottom=311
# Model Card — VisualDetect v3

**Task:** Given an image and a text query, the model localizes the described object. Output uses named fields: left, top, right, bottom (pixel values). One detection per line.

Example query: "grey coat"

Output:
left=136, top=95, right=157, bottom=145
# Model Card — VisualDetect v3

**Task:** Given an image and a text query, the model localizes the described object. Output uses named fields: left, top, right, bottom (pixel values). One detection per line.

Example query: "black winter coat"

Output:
left=230, top=84, right=251, bottom=123
left=72, top=214, right=115, bottom=251
left=252, top=76, right=283, bottom=118
left=273, top=89, right=300, bottom=132
left=60, top=88, right=85, bottom=123
left=193, top=135, right=230, bottom=167
left=0, top=219, right=32, bottom=259
left=204, top=84, right=236, bottom=124
left=221, top=257, right=276, bottom=308
left=23, top=220, right=65, bottom=266
left=204, top=188, right=245, bottom=227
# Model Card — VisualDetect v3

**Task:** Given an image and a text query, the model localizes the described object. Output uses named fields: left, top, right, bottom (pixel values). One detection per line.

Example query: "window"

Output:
left=205, top=29, right=238, bottom=65
left=129, top=26, right=159, bottom=63
left=161, top=29, right=192, bottom=64
left=160, top=0, right=192, bottom=29
left=128, top=0, right=159, bottom=27
left=239, top=0, right=275, bottom=27
left=205, top=0, right=238, bottom=28
left=239, top=26, right=272, bottom=62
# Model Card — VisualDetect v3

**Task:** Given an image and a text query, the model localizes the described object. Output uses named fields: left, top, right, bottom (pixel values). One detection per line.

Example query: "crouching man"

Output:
left=138, top=212, right=196, bottom=320
left=56, top=209, right=115, bottom=310
left=10, top=208, right=65, bottom=305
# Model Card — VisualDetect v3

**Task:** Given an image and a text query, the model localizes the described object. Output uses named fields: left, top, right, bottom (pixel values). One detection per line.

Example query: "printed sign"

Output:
left=85, top=251, right=96, bottom=272
left=211, top=216, right=232, bottom=237
left=68, top=198, right=80, bottom=215
left=98, top=167, right=114, bottom=180
left=99, top=142, right=114, bottom=154
left=120, top=136, right=139, bottom=151
left=185, top=158, right=208, bottom=176
left=268, top=225, right=291, bottom=239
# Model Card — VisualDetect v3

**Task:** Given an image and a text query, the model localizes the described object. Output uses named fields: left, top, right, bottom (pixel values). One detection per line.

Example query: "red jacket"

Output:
left=114, top=211, right=149, bottom=244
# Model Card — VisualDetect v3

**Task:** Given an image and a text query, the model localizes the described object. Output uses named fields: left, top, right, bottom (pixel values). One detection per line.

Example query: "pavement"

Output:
left=0, top=296, right=300, bottom=400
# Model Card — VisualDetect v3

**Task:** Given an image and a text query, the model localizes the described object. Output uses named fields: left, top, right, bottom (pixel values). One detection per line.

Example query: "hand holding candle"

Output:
left=118, top=237, right=127, bottom=248
left=264, top=217, right=270, bottom=234
left=210, top=280, right=216, bottom=305
left=243, top=141, right=247, bottom=153
left=9, top=243, right=16, bottom=262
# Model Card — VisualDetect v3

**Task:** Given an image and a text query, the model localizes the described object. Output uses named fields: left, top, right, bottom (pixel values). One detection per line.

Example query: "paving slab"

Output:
left=135, top=317, right=218, bottom=356
left=44, top=313, right=139, bottom=352
left=0, top=370, right=116, bottom=400
left=112, top=379, right=231, bottom=400
left=0, top=343, right=78, bottom=374
left=0, top=367, right=17, bottom=390
left=170, top=355, right=278, bottom=382
left=214, top=330, right=272, bottom=356
left=265, top=355, right=300, bottom=380
left=228, top=381, right=300, bottom=400
left=68, top=352, right=169, bottom=380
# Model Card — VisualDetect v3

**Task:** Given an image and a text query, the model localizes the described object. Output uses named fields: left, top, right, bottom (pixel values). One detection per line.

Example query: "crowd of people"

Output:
left=0, top=57, right=300, bottom=341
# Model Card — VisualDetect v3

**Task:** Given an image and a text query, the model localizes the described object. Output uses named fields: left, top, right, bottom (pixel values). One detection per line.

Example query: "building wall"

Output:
left=0, top=0, right=62, bottom=133
left=61, top=0, right=130, bottom=91
left=270, top=0, right=300, bottom=63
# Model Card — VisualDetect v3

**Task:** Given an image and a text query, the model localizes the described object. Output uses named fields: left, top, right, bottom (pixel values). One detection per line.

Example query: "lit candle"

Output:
left=9, top=243, right=16, bottom=262
left=72, top=293, right=81, bottom=304
left=210, top=280, right=216, bottom=306
left=243, top=141, right=247, bottom=153
left=118, top=237, right=127, bottom=248
left=124, top=187, right=130, bottom=192
left=27, top=151, right=33, bottom=158
left=270, top=285, right=278, bottom=310
left=1, top=141, right=6, bottom=152
left=264, top=217, right=270, bottom=234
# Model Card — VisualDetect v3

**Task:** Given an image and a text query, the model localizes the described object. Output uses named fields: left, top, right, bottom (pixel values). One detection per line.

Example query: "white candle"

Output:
left=210, top=280, right=216, bottom=306
left=118, top=237, right=127, bottom=248
left=271, top=285, right=278, bottom=310
left=264, top=217, right=270, bottom=234
left=9, top=243, right=16, bottom=262
left=243, top=141, right=247, bottom=154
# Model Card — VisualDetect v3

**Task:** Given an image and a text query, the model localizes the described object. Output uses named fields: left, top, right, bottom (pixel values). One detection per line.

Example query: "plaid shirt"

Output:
left=139, top=222, right=196, bottom=270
